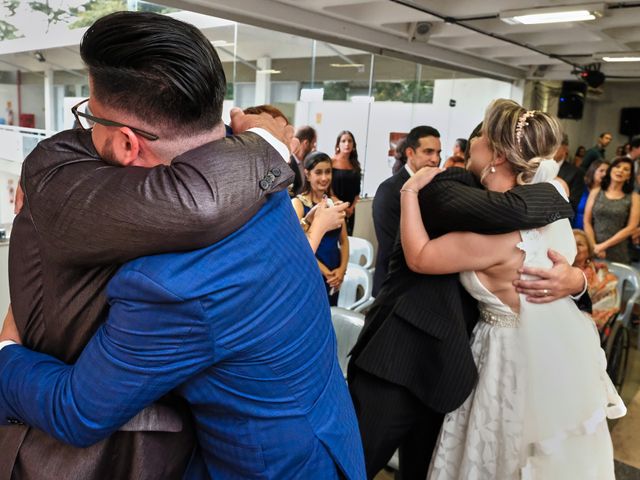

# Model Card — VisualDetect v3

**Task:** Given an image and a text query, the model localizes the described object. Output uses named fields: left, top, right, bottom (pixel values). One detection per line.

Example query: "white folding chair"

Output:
left=331, top=306, right=399, bottom=471
left=337, top=263, right=375, bottom=313
left=606, top=261, right=640, bottom=348
left=330, top=307, right=365, bottom=377
left=348, top=236, right=374, bottom=270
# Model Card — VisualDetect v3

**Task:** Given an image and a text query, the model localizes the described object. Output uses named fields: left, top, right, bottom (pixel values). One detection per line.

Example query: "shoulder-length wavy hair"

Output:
left=600, top=156, right=634, bottom=194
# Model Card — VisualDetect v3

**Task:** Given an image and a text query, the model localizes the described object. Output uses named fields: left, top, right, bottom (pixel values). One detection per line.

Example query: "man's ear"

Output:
left=405, top=147, right=415, bottom=161
left=111, top=127, right=141, bottom=166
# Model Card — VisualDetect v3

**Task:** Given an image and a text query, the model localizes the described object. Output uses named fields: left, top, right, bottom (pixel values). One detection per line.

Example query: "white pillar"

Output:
left=44, top=69, right=54, bottom=131
left=254, top=57, right=271, bottom=106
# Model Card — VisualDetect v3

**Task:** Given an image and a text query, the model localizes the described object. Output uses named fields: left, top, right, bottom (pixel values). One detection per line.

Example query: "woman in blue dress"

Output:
left=574, top=160, right=608, bottom=229
left=293, top=152, right=349, bottom=305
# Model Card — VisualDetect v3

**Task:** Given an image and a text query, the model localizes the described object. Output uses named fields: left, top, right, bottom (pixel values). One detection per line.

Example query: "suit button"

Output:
left=265, top=173, right=275, bottom=183
left=272, top=167, right=281, bottom=177
left=259, top=179, right=270, bottom=190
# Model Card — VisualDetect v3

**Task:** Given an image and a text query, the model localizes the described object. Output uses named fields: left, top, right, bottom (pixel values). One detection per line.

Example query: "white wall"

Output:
left=294, top=77, right=521, bottom=197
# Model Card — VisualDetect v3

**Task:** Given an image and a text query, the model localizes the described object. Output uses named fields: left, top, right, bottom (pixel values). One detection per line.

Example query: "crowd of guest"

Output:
left=555, top=133, right=640, bottom=266
left=247, top=104, right=640, bottom=313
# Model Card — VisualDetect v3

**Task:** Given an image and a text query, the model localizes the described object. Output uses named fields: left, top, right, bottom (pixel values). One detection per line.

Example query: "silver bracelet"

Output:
left=400, top=188, right=419, bottom=195
left=570, top=270, right=589, bottom=300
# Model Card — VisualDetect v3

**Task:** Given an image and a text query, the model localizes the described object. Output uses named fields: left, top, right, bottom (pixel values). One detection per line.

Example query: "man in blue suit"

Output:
left=0, top=12, right=364, bottom=480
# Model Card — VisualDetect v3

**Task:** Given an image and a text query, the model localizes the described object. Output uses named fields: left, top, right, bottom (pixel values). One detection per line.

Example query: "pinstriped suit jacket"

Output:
left=350, top=167, right=575, bottom=414
left=2, top=129, right=291, bottom=480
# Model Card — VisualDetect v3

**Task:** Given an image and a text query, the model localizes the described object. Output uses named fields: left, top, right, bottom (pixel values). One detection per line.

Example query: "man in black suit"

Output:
left=290, top=125, right=317, bottom=196
left=348, top=149, right=589, bottom=479
left=372, top=126, right=442, bottom=295
left=555, top=133, right=585, bottom=212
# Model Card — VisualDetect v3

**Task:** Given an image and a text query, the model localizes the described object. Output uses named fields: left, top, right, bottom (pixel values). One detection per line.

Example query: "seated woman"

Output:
left=293, top=152, right=349, bottom=305
left=573, top=229, right=619, bottom=329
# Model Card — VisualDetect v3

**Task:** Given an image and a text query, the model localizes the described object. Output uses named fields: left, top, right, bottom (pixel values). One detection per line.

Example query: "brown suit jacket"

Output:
left=1, top=129, right=291, bottom=480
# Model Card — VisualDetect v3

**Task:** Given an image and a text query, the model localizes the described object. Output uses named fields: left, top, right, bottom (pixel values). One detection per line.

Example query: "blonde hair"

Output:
left=481, top=99, right=562, bottom=184
left=573, top=229, right=594, bottom=259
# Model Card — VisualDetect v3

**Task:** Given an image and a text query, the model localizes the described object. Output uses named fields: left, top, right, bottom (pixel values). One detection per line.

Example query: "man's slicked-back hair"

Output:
left=81, top=11, right=226, bottom=137
left=404, top=125, right=440, bottom=154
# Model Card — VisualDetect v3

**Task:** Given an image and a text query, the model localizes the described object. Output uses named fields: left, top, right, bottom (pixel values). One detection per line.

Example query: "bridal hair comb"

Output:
left=515, top=110, right=536, bottom=147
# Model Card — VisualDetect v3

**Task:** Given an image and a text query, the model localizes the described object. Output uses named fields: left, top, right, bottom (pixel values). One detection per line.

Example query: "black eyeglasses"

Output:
left=71, top=98, right=159, bottom=141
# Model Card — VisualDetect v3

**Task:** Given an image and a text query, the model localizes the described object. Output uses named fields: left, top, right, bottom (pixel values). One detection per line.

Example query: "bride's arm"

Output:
left=400, top=169, right=508, bottom=274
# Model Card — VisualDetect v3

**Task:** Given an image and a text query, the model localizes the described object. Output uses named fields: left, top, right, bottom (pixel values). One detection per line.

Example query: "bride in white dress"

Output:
left=400, top=99, right=626, bottom=480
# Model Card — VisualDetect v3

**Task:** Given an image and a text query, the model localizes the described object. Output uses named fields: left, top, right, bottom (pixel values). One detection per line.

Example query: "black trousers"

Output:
left=348, top=367, right=444, bottom=480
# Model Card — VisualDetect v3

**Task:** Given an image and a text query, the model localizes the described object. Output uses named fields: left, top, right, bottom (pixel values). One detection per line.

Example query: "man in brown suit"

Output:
left=0, top=12, right=296, bottom=480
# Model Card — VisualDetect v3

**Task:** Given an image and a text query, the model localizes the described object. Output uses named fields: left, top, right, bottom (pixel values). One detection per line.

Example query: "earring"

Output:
left=490, top=165, right=496, bottom=173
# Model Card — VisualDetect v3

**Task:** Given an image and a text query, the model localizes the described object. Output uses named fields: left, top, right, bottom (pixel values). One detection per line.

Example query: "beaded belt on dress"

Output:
left=479, top=308, right=519, bottom=328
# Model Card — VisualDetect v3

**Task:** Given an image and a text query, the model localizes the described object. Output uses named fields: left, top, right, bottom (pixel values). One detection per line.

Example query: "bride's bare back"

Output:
left=467, top=232, right=524, bottom=312
left=404, top=229, right=524, bottom=312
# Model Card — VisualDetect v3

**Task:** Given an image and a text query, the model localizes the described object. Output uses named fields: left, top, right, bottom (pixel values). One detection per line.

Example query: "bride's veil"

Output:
left=517, top=160, right=625, bottom=474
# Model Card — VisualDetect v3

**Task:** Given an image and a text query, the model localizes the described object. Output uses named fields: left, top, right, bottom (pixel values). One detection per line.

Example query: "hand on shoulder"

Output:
left=403, top=166, right=444, bottom=192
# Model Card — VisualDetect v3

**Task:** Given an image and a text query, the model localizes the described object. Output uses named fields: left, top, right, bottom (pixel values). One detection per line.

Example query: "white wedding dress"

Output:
left=427, top=163, right=626, bottom=480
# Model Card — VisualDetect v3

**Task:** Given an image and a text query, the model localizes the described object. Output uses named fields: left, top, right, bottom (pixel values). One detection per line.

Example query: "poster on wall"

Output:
left=388, top=131, right=408, bottom=173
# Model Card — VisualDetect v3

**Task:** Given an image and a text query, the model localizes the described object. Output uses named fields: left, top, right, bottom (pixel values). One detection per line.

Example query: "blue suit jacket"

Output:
left=0, top=191, right=365, bottom=480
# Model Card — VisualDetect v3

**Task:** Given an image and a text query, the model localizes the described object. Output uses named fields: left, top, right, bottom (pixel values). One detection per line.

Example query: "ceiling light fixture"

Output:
left=33, top=51, right=46, bottom=62
left=603, top=56, right=640, bottom=62
left=500, top=3, right=604, bottom=25
left=256, top=69, right=281, bottom=74
left=597, top=52, right=640, bottom=62
left=330, top=63, right=365, bottom=68
left=211, top=40, right=234, bottom=47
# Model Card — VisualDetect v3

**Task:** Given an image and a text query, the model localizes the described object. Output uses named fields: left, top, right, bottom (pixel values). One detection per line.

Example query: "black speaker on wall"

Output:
left=620, top=108, right=640, bottom=137
left=557, top=81, right=587, bottom=119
